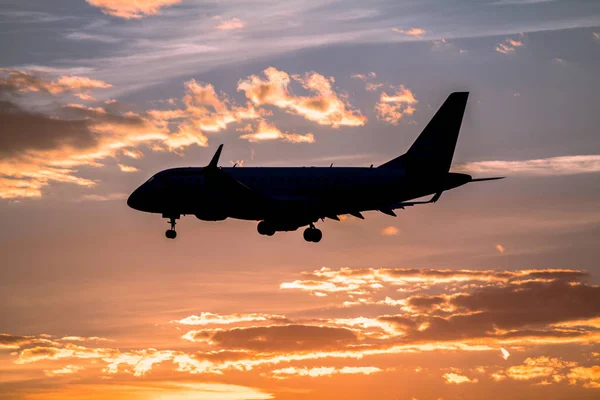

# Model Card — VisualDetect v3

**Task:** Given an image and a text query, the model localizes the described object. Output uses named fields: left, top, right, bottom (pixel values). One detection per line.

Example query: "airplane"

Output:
left=127, top=92, right=503, bottom=242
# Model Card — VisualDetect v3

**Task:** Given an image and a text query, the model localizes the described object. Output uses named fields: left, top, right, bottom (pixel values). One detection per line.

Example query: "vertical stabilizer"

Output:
left=379, top=92, right=469, bottom=176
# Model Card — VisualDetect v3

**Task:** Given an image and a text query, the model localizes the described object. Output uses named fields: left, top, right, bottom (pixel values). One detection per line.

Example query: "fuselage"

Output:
left=127, top=166, right=471, bottom=229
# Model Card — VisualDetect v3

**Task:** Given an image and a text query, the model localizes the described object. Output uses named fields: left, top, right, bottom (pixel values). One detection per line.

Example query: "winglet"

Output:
left=208, top=144, right=224, bottom=168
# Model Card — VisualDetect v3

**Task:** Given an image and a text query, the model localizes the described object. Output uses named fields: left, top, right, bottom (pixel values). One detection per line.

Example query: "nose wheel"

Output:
left=303, top=224, right=322, bottom=243
left=165, top=216, right=178, bottom=239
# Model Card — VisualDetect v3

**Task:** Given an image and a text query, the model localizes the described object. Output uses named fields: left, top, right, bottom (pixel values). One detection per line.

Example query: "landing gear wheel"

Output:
left=257, top=221, right=276, bottom=236
left=303, top=227, right=323, bottom=243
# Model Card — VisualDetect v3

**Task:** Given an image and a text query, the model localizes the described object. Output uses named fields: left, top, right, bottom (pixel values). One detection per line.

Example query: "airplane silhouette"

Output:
left=127, top=92, right=503, bottom=242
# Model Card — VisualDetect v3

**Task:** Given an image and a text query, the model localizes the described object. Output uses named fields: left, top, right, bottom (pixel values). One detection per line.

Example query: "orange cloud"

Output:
left=15, top=343, right=116, bottom=364
left=85, top=0, right=181, bottom=19
left=567, top=365, right=600, bottom=388
left=5, top=268, right=600, bottom=399
left=443, top=372, right=478, bottom=384
left=505, top=356, right=576, bottom=381
left=238, top=67, right=367, bottom=127
left=496, top=244, right=505, bottom=254
left=216, top=17, right=245, bottom=30
left=501, top=348, right=510, bottom=360
left=173, top=312, right=287, bottom=326
left=350, top=72, right=376, bottom=81
left=79, top=193, right=128, bottom=202
left=381, top=226, right=399, bottom=236
left=239, top=121, right=314, bottom=143
left=496, top=38, right=524, bottom=54
left=281, top=267, right=586, bottom=296
left=375, top=86, right=417, bottom=125
left=44, top=365, right=85, bottom=377
left=271, top=365, right=383, bottom=378
left=59, top=336, right=109, bottom=342
left=392, top=28, right=426, bottom=37
left=0, top=69, right=111, bottom=97
left=118, top=164, right=139, bottom=172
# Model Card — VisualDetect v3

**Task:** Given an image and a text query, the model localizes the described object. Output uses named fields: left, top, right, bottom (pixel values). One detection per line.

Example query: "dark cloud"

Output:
left=376, top=316, right=418, bottom=331
left=207, top=324, right=357, bottom=351
left=406, top=280, right=600, bottom=341
left=0, top=333, right=32, bottom=348
left=406, top=295, right=447, bottom=309
left=0, top=100, right=96, bottom=158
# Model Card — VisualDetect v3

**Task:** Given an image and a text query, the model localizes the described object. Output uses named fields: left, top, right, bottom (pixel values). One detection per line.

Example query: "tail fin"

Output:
left=379, top=92, right=469, bottom=176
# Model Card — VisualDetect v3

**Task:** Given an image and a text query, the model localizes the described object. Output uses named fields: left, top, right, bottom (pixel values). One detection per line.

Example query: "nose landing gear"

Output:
left=165, top=216, right=178, bottom=239
left=303, top=224, right=322, bottom=243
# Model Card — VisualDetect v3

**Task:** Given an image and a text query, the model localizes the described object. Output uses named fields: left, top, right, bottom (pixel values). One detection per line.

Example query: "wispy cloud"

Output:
left=239, top=121, right=314, bottom=143
left=44, top=365, right=85, bottom=376
left=496, top=38, right=524, bottom=54
left=117, top=164, right=139, bottom=172
left=64, top=32, right=122, bottom=43
left=459, top=155, right=600, bottom=176
left=392, top=28, right=426, bottom=37
left=351, top=72, right=384, bottom=91
left=172, top=312, right=286, bottom=326
left=216, top=17, right=245, bottom=30
left=0, top=68, right=111, bottom=96
left=79, top=193, right=128, bottom=202
left=443, top=372, right=478, bottom=384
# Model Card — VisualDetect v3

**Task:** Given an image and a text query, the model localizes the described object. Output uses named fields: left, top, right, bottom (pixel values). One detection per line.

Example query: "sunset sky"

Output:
left=1, top=0, right=600, bottom=399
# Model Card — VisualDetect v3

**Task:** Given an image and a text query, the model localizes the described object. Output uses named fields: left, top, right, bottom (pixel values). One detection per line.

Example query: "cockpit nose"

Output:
left=127, top=186, right=143, bottom=210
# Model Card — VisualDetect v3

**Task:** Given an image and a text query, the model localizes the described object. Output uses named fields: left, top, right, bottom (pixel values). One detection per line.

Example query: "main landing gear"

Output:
left=165, top=216, right=178, bottom=239
left=303, top=224, right=322, bottom=243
